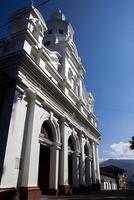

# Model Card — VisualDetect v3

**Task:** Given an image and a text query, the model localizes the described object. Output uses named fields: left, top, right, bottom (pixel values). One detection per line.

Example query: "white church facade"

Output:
left=0, top=7, right=101, bottom=200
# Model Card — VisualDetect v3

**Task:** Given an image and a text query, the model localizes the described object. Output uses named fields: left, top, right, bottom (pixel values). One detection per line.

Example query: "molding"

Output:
left=0, top=50, right=101, bottom=139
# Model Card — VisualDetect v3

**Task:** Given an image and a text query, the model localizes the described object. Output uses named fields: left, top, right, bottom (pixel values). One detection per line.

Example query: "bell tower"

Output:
left=43, top=9, right=77, bottom=56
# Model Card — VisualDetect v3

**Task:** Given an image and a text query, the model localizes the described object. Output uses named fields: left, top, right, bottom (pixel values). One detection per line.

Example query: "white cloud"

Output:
left=100, top=141, right=134, bottom=161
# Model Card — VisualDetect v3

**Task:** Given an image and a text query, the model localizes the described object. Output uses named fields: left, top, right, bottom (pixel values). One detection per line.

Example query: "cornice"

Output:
left=0, top=50, right=101, bottom=138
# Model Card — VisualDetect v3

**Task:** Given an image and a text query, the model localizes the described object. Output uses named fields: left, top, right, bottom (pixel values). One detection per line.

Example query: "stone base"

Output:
left=48, top=188, right=58, bottom=195
left=0, top=188, right=19, bottom=200
left=59, top=185, right=72, bottom=195
left=19, top=187, right=41, bottom=200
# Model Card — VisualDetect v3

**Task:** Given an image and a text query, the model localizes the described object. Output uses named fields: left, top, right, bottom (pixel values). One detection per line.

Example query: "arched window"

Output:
left=84, top=144, right=89, bottom=157
left=41, top=121, right=53, bottom=141
left=68, top=136, right=74, bottom=151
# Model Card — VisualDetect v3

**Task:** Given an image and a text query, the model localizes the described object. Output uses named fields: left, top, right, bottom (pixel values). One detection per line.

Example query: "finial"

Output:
left=31, top=0, right=34, bottom=7
left=56, top=8, right=62, bottom=13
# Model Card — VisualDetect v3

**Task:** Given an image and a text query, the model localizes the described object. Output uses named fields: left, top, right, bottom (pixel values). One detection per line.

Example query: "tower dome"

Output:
left=43, top=9, right=74, bottom=53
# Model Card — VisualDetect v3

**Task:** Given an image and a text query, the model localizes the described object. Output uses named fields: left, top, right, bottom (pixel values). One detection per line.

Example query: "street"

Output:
left=41, top=191, right=134, bottom=200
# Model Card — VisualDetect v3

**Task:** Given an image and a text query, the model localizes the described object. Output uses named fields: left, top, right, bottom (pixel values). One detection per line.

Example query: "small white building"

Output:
left=100, top=165, right=127, bottom=191
left=0, top=7, right=101, bottom=200
left=100, top=171, right=117, bottom=190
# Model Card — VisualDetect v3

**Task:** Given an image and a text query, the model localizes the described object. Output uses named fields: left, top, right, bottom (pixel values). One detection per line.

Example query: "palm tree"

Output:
left=129, top=136, right=134, bottom=150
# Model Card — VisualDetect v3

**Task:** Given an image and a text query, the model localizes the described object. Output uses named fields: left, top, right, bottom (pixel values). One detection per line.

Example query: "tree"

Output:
left=129, top=136, right=134, bottom=150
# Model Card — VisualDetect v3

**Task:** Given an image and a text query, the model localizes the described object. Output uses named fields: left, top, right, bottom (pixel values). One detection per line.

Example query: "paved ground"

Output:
left=41, top=191, right=134, bottom=200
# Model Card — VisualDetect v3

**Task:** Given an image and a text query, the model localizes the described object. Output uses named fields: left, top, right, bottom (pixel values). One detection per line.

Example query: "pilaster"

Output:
left=49, top=143, right=60, bottom=194
left=59, top=118, right=73, bottom=195
left=59, top=118, right=69, bottom=186
left=18, top=88, right=41, bottom=200
left=89, top=160, right=93, bottom=185
left=95, top=144, right=100, bottom=181
left=72, top=152, right=80, bottom=188
left=79, top=134, right=85, bottom=185
left=92, top=141, right=97, bottom=183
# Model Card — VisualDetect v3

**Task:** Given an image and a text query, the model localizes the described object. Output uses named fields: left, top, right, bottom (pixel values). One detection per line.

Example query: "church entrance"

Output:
left=68, top=153, right=73, bottom=185
left=68, top=136, right=74, bottom=186
left=38, top=144, right=50, bottom=194
left=38, top=121, right=53, bottom=194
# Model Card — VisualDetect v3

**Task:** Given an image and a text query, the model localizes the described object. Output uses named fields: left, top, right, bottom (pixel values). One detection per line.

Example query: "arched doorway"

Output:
left=38, top=121, right=53, bottom=194
left=68, top=136, right=75, bottom=186
left=68, top=136, right=74, bottom=186
left=84, top=144, right=89, bottom=185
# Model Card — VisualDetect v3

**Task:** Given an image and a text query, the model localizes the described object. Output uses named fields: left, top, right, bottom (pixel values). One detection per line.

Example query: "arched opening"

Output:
left=38, top=121, right=53, bottom=194
left=84, top=144, right=89, bottom=157
left=68, top=136, right=75, bottom=186
left=84, top=144, right=90, bottom=185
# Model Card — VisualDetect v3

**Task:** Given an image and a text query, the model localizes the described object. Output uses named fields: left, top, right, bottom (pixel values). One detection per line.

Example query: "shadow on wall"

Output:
left=0, top=83, right=16, bottom=184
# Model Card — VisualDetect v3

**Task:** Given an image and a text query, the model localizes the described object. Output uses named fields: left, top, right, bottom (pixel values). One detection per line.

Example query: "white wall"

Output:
left=101, top=175, right=117, bottom=190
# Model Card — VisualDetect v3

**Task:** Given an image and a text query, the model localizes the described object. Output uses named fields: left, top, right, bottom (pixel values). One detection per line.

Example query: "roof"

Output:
left=100, top=170, right=117, bottom=179
left=101, top=165, right=127, bottom=174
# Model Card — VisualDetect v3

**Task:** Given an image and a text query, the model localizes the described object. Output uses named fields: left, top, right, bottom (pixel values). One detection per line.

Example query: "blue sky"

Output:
left=1, top=0, right=134, bottom=161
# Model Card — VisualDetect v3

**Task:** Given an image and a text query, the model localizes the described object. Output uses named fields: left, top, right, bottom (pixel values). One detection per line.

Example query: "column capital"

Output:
left=86, top=156, right=92, bottom=161
left=58, top=116, right=65, bottom=123
left=51, top=142, right=61, bottom=150
left=15, top=90, right=24, bottom=101
left=24, top=88, right=36, bottom=102
left=91, top=140, right=99, bottom=148
left=58, top=116, right=69, bottom=127
left=49, top=111, right=54, bottom=121
left=74, top=151, right=80, bottom=157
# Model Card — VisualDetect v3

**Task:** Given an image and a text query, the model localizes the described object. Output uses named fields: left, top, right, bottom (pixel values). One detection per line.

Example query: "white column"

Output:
left=89, top=160, right=93, bottom=185
left=18, top=89, right=39, bottom=186
left=59, top=119, right=68, bottom=186
left=92, top=141, right=97, bottom=183
left=72, top=152, right=80, bottom=187
left=0, top=90, right=27, bottom=188
left=95, top=144, right=100, bottom=181
left=49, top=144, right=60, bottom=190
left=79, top=134, right=85, bottom=185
